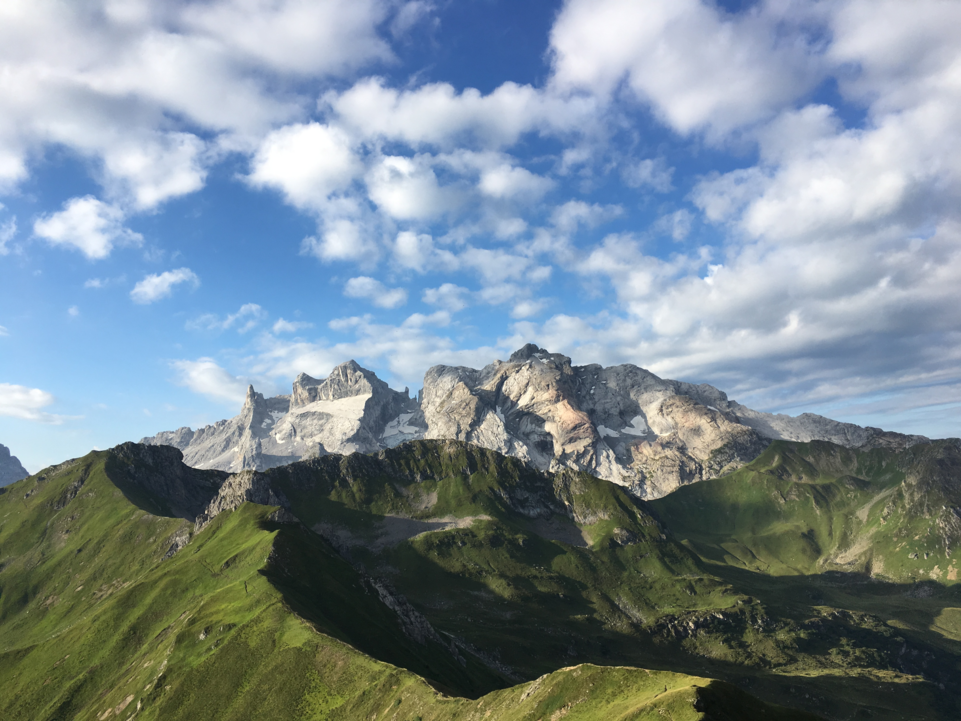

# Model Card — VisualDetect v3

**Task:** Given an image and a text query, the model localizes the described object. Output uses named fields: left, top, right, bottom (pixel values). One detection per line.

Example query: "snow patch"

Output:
left=495, top=406, right=506, bottom=423
left=597, top=425, right=619, bottom=438
left=382, top=412, right=419, bottom=438
left=620, top=415, right=650, bottom=436
left=707, top=406, right=719, bottom=412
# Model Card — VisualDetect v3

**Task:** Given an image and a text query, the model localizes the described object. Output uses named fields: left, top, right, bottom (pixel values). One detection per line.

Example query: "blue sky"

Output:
left=2, top=0, right=961, bottom=472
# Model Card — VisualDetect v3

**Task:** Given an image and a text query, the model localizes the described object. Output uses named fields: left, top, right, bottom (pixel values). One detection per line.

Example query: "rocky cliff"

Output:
left=420, top=344, right=929, bottom=497
left=142, top=360, right=422, bottom=473
left=142, top=344, right=928, bottom=499
left=0, top=443, right=29, bottom=486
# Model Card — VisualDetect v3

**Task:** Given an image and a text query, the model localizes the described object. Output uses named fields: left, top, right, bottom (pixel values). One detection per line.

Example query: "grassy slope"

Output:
left=651, top=440, right=961, bottom=581
left=0, top=450, right=815, bottom=721
left=255, top=441, right=961, bottom=720
left=650, top=439, right=961, bottom=719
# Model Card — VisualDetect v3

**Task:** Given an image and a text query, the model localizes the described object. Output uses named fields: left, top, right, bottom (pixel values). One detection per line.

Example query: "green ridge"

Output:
left=0, top=448, right=816, bottom=721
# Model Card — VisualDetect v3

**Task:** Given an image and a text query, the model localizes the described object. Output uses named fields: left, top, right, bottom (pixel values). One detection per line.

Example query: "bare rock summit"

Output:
left=0, top=443, right=29, bottom=486
left=142, top=360, right=423, bottom=473
left=142, top=346, right=928, bottom=499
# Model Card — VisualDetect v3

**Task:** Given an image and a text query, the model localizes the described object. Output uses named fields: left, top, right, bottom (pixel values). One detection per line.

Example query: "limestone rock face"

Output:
left=0, top=443, right=29, bottom=487
left=420, top=344, right=927, bottom=499
left=141, top=345, right=929, bottom=500
left=141, top=360, right=423, bottom=473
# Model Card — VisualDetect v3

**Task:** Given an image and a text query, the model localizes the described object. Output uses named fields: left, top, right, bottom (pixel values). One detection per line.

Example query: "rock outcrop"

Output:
left=141, top=345, right=929, bottom=499
left=0, top=443, right=29, bottom=486
left=420, top=344, right=927, bottom=498
left=142, top=360, right=423, bottom=474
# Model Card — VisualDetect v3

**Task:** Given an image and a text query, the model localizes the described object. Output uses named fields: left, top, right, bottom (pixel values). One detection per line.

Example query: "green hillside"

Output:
left=651, top=440, right=961, bottom=581
left=0, top=446, right=817, bottom=721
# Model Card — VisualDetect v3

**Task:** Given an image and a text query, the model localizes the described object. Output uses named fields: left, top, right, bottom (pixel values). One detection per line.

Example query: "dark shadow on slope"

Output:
left=105, top=443, right=228, bottom=520
left=254, top=516, right=511, bottom=699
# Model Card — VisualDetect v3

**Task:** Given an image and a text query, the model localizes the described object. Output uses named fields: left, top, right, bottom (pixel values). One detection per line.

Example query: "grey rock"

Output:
left=142, top=360, right=423, bottom=474
left=420, top=345, right=926, bottom=499
left=141, top=345, right=928, bottom=500
left=0, top=443, right=29, bottom=487
left=194, top=469, right=291, bottom=531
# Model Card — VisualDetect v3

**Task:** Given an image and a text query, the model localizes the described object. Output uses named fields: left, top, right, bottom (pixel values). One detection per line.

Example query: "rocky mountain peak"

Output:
left=507, top=344, right=572, bottom=369
left=142, top=345, right=930, bottom=500
left=144, top=360, right=422, bottom=475
left=0, top=443, right=29, bottom=487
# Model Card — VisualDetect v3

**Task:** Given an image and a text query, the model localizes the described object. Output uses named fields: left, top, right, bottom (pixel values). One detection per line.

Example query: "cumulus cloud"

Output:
left=422, top=283, right=470, bottom=312
left=272, top=318, right=314, bottom=334
left=130, top=267, right=200, bottom=304
left=478, top=163, right=554, bottom=201
left=187, top=303, right=266, bottom=333
left=622, top=158, right=673, bottom=192
left=344, top=276, right=408, bottom=308
left=549, top=0, right=821, bottom=136
left=0, top=383, right=68, bottom=424
left=33, top=196, right=143, bottom=259
left=0, top=0, right=405, bottom=211
left=0, top=215, right=16, bottom=255
left=170, top=358, right=251, bottom=404
left=247, top=123, right=361, bottom=211
left=366, top=155, right=461, bottom=220
left=300, top=218, right=379, bottom=263
left=328, top=76, right=598, bottom=149
left=181, top=0, right=394, bottom=76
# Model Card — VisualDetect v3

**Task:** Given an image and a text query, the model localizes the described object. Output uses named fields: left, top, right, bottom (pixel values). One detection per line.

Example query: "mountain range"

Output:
left=3, top=345, right=960, bottom=720
left=144, top=344, right=930, bottom=499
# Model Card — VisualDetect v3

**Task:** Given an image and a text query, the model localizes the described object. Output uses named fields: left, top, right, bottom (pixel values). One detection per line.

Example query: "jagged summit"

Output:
left=143, top=344, right=929, bottom=499
left=0, top=443, right=29, bottom=487
left=142, top=361, right=422, bottom=474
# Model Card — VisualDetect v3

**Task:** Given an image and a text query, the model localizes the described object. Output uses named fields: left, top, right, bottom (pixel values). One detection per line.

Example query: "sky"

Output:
left=2, top=0, right=961, bottom=472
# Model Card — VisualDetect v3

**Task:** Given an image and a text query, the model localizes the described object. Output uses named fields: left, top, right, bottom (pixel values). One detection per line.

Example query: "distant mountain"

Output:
left=144, top=360, right=421, bottom=473
left=0, top=443, right=28, bottom=486
left=143, top=344, right=928, bottom=499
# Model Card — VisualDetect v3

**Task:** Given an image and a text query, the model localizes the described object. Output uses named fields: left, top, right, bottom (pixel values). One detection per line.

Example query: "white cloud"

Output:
left=187, top=303, right=266, bottom=333
left=366, top=155, right=461, bottom=220
left=422, top=283, right=470, bottom=312
left=272, top=318, right=314, bottom=334
left=248, top=123, right=361, bottom=211
left=68, top=305, right=79, bottom=317
left=390, top=1, right=435, bottom=38
left=0, top=0, right=400, bottom=205
left=84, top=278, right=106, bottom=289
left=655, top=209, right=693, bottom=241
left=33, top=196, right=142, bottom=259
left=170, top=358, right=250, bottom=405
left=328, top=76, right=598, bottom=149
left=550, top=200, right=623, bottom=234
left=182, top=0, right=394, bottom=76
left=0, top=325, right=8, bottom=336
left=478, top=163, right=554, bottom=201
left=300, top=218, right=379, bottom=263
left=0, top=215, right=16, bottom=254
left=0, top=383, right=68, bottom=424
left=549, top=0, right=821, bottom=136
left=510, top=299, right=547, bottom=319
left=130, top=267, right=200, bottom=304
left=102, top=132, right=207, bottom=210
left=344, top=276, right=408, bottom=308
left=622, top=158, right=673, bottom=192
